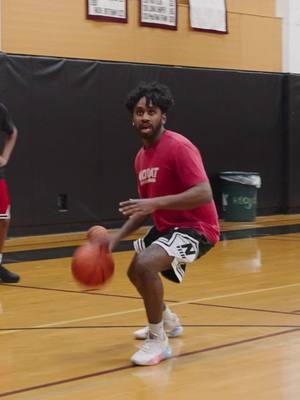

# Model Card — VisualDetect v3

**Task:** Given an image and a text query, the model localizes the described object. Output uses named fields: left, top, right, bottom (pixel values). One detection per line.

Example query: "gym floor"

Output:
left=1, top=214, right=300, bottom=399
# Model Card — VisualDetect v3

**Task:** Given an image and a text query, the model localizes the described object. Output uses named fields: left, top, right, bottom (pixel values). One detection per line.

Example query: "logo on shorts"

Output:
left=176, top=243, right=196, bottom=258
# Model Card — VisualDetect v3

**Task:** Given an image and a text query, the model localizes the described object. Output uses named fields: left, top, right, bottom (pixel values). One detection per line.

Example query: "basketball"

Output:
left=71, top=241, right=114, bottom=288
left=87, top=225, right=109, bottom=244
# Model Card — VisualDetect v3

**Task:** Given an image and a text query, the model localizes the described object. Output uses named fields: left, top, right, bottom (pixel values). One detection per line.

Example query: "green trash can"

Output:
left=220, top=171, right=261, bottom=222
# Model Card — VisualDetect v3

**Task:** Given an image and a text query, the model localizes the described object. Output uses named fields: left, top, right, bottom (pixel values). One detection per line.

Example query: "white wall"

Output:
left=276, top=0, right=300, bottom=73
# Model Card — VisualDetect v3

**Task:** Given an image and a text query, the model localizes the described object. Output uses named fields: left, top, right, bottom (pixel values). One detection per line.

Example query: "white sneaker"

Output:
left=134, top=314, right=183, bottom=340
left=130, top=333, right=172, bottom=366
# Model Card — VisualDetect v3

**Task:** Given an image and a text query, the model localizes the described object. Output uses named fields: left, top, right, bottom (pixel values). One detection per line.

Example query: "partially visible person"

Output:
left=109, top=82, right=219, bottom=366
left=0, top=102, right=19, bottom=283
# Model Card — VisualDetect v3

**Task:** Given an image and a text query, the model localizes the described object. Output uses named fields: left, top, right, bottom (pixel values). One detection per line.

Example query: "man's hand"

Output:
left=119, top=198, right=157, bottom=217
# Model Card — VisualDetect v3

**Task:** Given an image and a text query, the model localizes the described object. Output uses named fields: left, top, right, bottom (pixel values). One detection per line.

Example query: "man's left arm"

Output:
left=119, top=182, right=213, bottom=216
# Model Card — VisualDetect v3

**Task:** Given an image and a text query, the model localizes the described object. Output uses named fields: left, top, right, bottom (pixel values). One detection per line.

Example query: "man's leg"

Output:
left=127, top=244, right=173, bottom=365
left=0, top=219, right=20, bottom=283
left=128, top=244, right=173, bottom=323
left=130, top=243, right=183, bottom=340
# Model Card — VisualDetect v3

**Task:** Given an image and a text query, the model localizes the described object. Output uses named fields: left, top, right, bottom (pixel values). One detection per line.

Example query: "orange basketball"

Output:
left=87, top=225, right=108, bottom=244
left=71, top=241, right=114, bottom=288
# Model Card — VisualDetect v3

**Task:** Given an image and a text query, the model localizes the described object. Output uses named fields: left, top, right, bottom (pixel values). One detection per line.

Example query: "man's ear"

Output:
left=162, top=113, right=167, bottom=125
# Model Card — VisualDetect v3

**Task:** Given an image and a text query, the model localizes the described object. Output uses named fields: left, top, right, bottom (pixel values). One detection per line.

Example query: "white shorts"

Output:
left=134, top=226, right=213, bottom=283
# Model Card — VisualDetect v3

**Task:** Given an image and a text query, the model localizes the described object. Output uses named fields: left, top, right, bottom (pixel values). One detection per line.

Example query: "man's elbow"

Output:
left=202, top=188, right=213, bottom=204
left=196, top=183, right=213, bottom=204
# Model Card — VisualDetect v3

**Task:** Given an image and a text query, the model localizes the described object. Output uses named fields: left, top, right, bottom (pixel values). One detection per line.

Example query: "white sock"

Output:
left=0, top=254, right=2, bottom=264
left=149, top=321, right=165, bottom=338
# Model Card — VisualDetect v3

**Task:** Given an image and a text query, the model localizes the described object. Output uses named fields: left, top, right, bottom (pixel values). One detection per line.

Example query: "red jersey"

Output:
left=135, top=130, right=220, bottom=244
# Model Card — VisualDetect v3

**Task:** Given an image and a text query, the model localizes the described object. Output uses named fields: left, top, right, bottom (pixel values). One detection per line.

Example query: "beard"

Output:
left=137, top=122, right=163, bottom=141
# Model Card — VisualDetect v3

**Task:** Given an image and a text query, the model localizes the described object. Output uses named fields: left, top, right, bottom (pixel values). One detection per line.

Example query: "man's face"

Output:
left=132, top=97, right=166, bottom=141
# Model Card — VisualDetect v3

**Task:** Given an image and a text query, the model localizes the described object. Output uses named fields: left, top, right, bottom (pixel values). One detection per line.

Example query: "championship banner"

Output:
left=189, top=0, right=227, bottom=33
left=87, top=0, right=128, bottom=22
left=140, top=0, right=177, bottom=30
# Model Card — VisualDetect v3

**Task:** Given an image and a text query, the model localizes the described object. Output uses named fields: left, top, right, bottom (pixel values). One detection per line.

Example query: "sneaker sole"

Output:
left=0, top=277, right=20, bottom=283
left=131, top=346, right=172, bottom=366
left=134, top=326, right=183, bottom=340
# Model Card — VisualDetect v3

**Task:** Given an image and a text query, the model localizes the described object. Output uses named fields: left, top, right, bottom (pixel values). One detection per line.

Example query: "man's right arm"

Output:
left=109, top=212, right=147, bottom=252
left=0, top=126, right=18, bottom=166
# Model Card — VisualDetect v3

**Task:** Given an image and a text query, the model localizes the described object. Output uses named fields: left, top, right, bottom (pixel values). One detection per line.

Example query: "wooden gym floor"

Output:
left=1, top=214, right=300, bottom=399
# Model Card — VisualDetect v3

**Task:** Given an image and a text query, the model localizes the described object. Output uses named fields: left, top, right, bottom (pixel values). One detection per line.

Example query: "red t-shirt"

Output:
left=135, top=130, right=220, bottom=244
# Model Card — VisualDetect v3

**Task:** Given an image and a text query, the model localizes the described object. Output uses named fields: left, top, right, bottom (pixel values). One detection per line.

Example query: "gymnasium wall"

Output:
left=1, top=1, right=298, bottom=235
left=1, top=53, right=296, bottom=236
left=1, top=0, right=281, bottom=72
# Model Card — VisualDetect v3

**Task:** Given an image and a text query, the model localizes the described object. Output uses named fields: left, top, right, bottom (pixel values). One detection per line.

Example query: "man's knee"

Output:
left=127, top=253, right=154, bottom=284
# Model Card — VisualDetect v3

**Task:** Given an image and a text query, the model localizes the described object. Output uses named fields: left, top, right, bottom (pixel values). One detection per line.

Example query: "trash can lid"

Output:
left=220, top=172, right=262, bottom=188
left=220, top=171, right=260, bottom=176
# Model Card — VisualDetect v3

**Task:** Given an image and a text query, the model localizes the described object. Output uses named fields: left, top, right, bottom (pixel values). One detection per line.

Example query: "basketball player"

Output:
left=110, top=82, right=219, bottom=365
left=0, top=103, right=19, bottom=283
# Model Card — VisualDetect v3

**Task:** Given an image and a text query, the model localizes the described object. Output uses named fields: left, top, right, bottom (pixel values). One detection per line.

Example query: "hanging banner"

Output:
left=140, top=0, right=177, bottom=30
left=87, top=0, right=128, bottom=22
left=189, top=0, right=227, bottom=33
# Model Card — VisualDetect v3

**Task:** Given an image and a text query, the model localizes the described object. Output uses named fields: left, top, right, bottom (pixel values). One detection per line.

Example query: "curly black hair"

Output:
left=125, top=81, right=174, bottom=113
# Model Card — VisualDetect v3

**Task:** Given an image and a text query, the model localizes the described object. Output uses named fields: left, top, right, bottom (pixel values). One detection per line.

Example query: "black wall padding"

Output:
left=284, top=74, right=300, bottom=213
left=0, top=53, right=295, bottom=235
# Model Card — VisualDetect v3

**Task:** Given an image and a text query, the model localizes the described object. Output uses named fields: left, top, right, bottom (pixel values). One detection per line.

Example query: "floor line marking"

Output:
left=0, top=327, right=300, bottom=398
left=1, top=282, right=300, bottom=335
